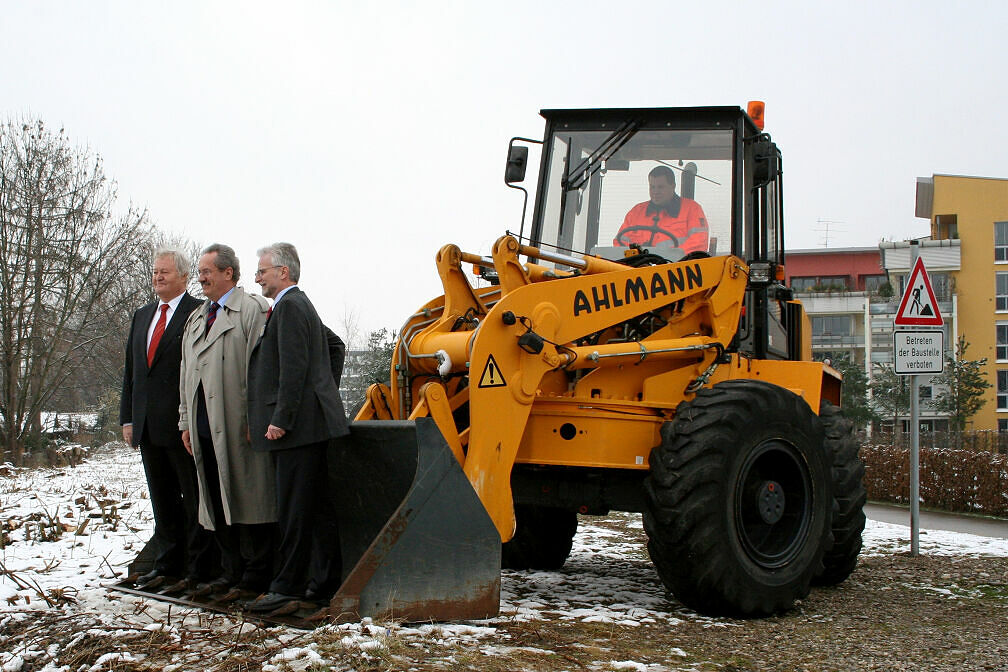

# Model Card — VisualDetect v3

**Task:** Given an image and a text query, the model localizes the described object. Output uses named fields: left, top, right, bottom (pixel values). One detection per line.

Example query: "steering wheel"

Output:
left=614, top=225, right=680, bottom=248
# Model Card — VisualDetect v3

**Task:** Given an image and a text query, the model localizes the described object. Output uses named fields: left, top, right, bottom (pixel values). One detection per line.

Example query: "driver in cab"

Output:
left=613, top=166, right=709, bottom=254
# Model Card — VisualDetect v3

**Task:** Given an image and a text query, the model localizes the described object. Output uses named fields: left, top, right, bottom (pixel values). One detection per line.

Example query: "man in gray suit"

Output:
left=179, top=244, right=276, bottom=598
left=245, top=242, right=349, bottom=613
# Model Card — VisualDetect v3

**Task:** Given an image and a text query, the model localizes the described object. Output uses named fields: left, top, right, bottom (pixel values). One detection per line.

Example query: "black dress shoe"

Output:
left=244, top=592, right=300, bottom=613
left=161, top=577, right=197, bottom=594
left=192, top=577, right=233, bottom=597
left=135, top=570, right=170, bottom=589
left=216, top=586, right=250, bottom=603
left=303, top=587, right=333, bottom=603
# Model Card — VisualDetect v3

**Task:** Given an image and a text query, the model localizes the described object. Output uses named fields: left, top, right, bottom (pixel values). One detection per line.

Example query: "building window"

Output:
left=791, top=277, right=817, bottom=291
left=998, top=273, right=1008, bottom=312
left=790, top=275, right=848, bottom=292
left=812, top=315, right=853, bottom=338
left=999, top=323, right=1008, bottom=362
left=819, top=276, right=849, bottom=291
left=925, top=272, right=953, bottom=302
left=863, top=274, right=888, bottom=293
left=901, top=419, right=938, bottom=433
left=1000, top=419, right=1008, bottom=433
left=997, top=222, right=1008, bottom=262
left=919, top=385, right=932, bottom=400
left=999, top=370, right=1008, bottom=410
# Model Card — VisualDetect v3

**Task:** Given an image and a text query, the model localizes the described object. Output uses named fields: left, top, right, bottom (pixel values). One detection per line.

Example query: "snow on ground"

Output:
left=1, top=444, right=1007, bottom=671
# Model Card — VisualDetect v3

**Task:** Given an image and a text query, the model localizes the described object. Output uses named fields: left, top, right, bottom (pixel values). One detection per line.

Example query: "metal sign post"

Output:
left=892, top=241, right=944, bottom=557
left=909, top=368, right=920, bottom=556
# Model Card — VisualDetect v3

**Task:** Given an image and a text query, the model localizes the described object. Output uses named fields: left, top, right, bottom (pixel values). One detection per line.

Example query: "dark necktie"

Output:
left=206, top=302, right=220, bottom=335
left=147, top=304, right=169, bottom=368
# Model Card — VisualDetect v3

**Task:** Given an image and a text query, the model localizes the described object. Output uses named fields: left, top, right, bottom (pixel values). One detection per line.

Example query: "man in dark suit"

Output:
left=245, top=242, right=349, bottom=613
left=120, top=248, right=213, bottom=589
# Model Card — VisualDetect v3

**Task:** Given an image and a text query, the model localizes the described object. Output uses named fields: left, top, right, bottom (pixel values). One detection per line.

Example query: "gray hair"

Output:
left=154, top=247, right=191, bottom=279
left=257, top=242, right=301, bottom=282
left=202, top=243, right=241, bottom=282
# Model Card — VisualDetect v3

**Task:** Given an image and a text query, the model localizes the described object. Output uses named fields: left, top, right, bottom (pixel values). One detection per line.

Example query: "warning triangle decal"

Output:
left=478, top=354, right=507, bottom=388
left=894, top=257, right=944, bottom=326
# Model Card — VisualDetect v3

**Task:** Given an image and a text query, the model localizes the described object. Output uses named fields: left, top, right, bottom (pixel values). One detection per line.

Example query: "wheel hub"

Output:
left=735, top=440, right=813, bottom=569
left=757, top=480, right=786, bottom=524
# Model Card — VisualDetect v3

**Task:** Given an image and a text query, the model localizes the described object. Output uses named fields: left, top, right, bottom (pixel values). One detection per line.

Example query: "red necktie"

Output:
left=147, top=304, right=169, bottom=368
left=266, top=306, right=273, bottom=319
left=205, top=302, right=220, bottom=335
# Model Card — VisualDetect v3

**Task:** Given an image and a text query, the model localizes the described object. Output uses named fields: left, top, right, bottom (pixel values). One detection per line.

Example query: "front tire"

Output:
left=643, top=380, right=832, bottom=617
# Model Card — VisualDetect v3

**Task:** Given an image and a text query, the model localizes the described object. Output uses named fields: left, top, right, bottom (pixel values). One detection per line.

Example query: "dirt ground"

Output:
left=3, top=512, right=1007, bottom=671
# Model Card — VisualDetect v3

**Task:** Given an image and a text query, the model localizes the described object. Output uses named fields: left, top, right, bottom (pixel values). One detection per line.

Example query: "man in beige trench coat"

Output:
left=179, top=243, right=276, bottom=598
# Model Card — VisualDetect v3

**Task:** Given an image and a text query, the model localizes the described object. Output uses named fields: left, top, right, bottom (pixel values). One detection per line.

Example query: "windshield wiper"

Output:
left=561, top=120, right=640, bottom=191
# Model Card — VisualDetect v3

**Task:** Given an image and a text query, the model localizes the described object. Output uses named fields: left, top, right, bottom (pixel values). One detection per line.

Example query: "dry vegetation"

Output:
left=2, top=451, right=1007, bottom=671
left=3, top=523, right=1007, bottom=671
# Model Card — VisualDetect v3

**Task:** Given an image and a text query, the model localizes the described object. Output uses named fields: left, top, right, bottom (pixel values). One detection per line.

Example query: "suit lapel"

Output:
left=149, top=293, right=195, bottom=369
left=195, top=293, right=238, bottom=356
left=255, top=286, right=298, bottom=350
left=189, top=300, right=212, bottom=356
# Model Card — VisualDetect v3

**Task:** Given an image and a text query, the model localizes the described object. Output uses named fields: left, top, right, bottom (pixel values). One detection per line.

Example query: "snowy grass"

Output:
left=2, top=444, right=1007, bottom=671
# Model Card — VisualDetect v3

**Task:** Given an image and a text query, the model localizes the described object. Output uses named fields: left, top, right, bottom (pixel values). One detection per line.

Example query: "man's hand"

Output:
left=182, top=429, right=193, bottom=456
left=122, top=424, right=134, bottom=448
left=265, top=424, right=286, bottom=440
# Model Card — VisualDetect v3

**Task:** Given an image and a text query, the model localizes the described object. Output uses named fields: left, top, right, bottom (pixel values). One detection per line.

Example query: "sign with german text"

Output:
left=893, top=330, right=944, bottom=375
left=894, top=257, right=944, bottom=326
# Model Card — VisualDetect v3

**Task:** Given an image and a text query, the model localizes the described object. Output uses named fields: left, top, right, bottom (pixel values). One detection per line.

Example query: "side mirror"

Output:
left=505, top=146, right=528, bottom=184
left=753, top=139, right=779, bottom=185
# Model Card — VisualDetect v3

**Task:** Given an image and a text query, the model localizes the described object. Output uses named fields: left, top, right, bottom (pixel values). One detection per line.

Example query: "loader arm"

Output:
left=381, top=235, right=750, bottom=541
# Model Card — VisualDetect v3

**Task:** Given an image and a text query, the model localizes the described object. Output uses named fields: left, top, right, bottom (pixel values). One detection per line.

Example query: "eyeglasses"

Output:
left=255, top=265, right=282, bottom=279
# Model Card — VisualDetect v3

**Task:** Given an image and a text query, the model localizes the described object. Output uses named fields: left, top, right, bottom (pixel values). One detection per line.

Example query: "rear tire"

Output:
left=814, top=401, right=866, bottom=585
left=501, top=505, right=578, bottom=570
left=643, top=380, right=832, bottom=617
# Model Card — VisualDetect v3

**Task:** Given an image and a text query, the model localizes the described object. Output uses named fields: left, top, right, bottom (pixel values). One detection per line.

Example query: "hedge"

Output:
left=871, top=430, right=1008, bottom=455
left=861, top=443, right=1008, bottom=517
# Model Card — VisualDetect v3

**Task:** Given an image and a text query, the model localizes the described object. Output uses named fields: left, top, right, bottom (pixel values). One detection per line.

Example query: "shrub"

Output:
left=862, top=443, right=1008, bottom=516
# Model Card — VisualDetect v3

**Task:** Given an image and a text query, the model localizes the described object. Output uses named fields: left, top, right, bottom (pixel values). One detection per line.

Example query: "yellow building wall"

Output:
left=931, top=175, right=1008, bottom=431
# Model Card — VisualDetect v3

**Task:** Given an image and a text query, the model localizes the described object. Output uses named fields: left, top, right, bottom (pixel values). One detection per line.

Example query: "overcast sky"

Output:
left=3, top=1, right=1006, bottom=338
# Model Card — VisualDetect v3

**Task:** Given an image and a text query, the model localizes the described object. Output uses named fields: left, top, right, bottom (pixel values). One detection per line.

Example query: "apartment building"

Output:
left=916, top=174, right=1008, bottom=432
left=785, top=172, right=1008, bottom=433
left=785, top=245, right=955, bottom=432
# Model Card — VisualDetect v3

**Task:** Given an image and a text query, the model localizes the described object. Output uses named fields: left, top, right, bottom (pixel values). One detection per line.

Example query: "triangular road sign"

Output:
left=894, top=257, right=944, bottom=326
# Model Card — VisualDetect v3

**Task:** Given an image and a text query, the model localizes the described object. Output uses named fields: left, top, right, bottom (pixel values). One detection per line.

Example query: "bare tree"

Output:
left=338, top=305, right=364, bottom=352
left=0, top=118, right=154, bottom=464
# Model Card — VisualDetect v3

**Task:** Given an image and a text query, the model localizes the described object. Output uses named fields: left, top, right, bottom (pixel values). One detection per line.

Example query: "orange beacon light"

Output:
left=747, top=100, right=765, bottom=130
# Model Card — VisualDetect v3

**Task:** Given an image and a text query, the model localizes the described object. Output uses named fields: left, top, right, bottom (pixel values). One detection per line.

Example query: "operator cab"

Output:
left=507, top=106, right=791, bottom=360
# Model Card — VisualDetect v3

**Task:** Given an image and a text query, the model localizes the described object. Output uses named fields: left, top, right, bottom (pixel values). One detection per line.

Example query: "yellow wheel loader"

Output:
left=118, top=105, right=865, bottom=625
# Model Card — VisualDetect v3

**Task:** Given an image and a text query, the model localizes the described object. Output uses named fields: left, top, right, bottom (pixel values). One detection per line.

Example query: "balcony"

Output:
left=869, top=300, right=954, bottom=317
left=811, top=334, right=864, bottom=348
left=795, top=292, right=869, bottom=314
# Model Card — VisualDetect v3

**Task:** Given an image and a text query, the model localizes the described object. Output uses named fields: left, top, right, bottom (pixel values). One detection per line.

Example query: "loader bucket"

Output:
left=325, top=418, right=501, bottom=623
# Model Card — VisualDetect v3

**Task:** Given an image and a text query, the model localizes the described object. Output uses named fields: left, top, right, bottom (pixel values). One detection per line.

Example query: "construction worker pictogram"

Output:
left=477, top=354, right=507, bottom=388
left=894, top=257, right=944, bottom=326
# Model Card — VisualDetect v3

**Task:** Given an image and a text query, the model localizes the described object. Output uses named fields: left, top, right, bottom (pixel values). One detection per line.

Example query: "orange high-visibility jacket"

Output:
left=614, top=198, right=709, bottom=253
